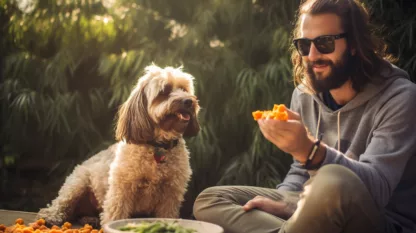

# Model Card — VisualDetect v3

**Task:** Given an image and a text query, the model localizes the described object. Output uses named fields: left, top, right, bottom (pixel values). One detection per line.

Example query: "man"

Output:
left=193, top=0, right=416, bottom=233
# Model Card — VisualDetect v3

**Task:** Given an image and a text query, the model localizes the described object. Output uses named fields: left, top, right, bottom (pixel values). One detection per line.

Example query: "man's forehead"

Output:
left=300, top=13, right=343, bottom=38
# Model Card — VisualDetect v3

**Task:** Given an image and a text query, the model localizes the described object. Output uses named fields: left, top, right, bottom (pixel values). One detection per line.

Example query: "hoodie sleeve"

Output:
left=276, top=87, right=310, bottom=191
left=276, top=161, right=309, bottom=191
left=320, top=83, right=416, bottom=209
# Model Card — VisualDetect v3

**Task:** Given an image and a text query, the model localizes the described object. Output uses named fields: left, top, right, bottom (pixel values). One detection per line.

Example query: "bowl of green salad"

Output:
left=103, top=218, right=224, bottom=233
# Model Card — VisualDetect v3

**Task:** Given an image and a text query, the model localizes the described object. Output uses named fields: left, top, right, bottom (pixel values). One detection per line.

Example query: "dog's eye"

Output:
left=160, top=84, right=173, bottom=96
left=178, top=87, right=188, bottom=93
left=160, top=89, right=170, bottom=96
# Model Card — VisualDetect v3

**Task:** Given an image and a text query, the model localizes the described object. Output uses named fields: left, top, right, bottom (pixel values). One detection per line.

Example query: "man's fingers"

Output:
left=242, top=200, right=253, bottom=211
left=259, top=118, right=294, bottom=131
left=243, top=198, right=264, bottom=211
left=253, top=195, right=263, bottom=200
left=259, top=124, right=283, bottom=143
left=258, top=119, right=288, bottom=135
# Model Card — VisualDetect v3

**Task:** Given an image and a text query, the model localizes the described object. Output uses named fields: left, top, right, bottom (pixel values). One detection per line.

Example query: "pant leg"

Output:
left=193, top=186, right=296, bottom=233
left=280, top=164, right=391, bottom=233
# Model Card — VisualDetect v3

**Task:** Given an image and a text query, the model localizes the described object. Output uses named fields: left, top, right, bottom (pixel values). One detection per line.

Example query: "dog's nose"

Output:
left=183, top=98, right=193, bottom=108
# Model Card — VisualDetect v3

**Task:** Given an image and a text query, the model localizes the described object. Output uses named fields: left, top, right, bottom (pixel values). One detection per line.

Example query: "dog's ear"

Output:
left=183, top=113, right=200, bottom=137
left=115, top=84, right=154, bottom=143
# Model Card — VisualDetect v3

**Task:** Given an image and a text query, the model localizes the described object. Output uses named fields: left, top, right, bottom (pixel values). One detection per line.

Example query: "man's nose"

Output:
left=307, top=43, right=322, bottom=61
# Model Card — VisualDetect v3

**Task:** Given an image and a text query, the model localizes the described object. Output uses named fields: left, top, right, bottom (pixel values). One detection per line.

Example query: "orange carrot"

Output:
left=252, top=104, right=288, bottom=121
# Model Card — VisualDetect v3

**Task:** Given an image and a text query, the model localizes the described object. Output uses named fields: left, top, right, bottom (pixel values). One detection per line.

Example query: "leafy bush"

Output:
left=0, top=0, right=414, bottom=217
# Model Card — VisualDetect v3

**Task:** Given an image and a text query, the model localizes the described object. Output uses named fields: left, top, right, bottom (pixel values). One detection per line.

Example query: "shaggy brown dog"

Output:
left=36, top=64, right=200, bottom=227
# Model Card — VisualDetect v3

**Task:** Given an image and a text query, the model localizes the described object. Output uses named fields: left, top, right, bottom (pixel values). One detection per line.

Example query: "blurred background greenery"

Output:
left=0, top=0, right=415, bottom=219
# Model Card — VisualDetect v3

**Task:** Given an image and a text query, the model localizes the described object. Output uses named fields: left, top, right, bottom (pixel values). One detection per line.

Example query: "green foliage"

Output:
left=0, top=0, right=415, bottom=217
left=0, top=0, right=298, bottom=214
left=365, top=0, right=416, bottom=81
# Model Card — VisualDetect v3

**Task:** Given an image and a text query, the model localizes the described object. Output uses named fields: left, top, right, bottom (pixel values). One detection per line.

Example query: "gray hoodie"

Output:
left=276, top=64, right=416, bottom=233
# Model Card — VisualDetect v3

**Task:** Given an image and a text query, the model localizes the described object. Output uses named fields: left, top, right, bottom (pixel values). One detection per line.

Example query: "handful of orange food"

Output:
left=252, top=104, right=288, bottom=121
left=0, top=218, right=102, bottom=233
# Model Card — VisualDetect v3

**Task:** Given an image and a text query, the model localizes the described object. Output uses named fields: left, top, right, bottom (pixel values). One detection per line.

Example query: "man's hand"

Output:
left=243, top=196, right=294, bottom=219
left=257, top=108, right=313, bottom=163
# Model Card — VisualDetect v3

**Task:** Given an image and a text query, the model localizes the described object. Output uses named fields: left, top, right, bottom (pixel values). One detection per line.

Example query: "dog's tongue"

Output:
left=177, top=112, right=191, bottom=121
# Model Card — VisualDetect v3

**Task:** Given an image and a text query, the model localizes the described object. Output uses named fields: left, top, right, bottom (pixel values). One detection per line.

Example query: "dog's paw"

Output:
left=38, top=217, right=64, bottom=228
left=37, top=208, right=65, bottom=227
left=99, top=212, right=109, bottom=227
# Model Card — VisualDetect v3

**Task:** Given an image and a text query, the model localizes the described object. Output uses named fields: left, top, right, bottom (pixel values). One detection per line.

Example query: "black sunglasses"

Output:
left=293, top=33, right=348, bottom=56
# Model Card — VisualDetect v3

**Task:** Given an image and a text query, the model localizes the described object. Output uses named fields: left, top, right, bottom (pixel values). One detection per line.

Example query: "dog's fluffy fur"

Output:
left=37, top=65, right=200, bottom=227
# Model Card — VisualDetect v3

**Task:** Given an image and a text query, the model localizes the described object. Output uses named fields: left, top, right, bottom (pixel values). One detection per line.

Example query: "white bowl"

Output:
left=103, top=218, right=224, bottom=233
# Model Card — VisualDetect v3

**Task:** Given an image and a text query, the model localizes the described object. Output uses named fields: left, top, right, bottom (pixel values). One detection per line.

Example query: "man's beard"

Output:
left=305, top=51, right=354, bottom=93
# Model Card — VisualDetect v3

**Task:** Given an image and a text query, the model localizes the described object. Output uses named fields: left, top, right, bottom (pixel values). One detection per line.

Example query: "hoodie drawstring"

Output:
left=315, top=105, right=322, bottom=139
left=337, top=111, right=341, bottom=151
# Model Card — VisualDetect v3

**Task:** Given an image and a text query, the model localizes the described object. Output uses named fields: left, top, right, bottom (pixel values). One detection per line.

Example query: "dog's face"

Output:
left=115, top=65, right=200, bottom=143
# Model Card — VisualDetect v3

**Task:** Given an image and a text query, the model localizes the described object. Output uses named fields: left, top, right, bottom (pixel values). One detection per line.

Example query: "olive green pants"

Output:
left=193, top=165, right=398, bottom=233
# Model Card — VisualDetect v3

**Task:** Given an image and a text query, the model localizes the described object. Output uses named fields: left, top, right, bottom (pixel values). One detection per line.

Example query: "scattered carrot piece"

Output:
left=35, top=220, right=45, bottom=227
left=252, top=104, right=288, bottom=121
left=15, top=220, right=24, bottom=226
left=2, top=219, right=102, bottom=233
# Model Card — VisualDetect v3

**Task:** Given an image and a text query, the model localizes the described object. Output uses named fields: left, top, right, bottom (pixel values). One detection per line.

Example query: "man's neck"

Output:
left=329, top=79, right=357, bottom=105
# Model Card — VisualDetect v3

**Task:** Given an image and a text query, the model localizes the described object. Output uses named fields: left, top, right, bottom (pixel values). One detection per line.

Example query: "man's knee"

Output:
left=193, top=186, right=228, bottom=220
left=307, top=164, right=366, bottom=202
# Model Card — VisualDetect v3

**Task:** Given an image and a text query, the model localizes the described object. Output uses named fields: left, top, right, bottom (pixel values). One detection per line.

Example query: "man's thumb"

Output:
left=243, top=199, right=261, bottom=212
left=285, top=108, right=300, bottom=120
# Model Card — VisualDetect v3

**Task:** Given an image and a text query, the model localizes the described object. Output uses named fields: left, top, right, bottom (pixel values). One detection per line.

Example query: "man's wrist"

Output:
left=307, top=143, right=326, bottom=168
left=298, top=135, right=326, bottom=170
left=293, top=137, right=314, bottom=164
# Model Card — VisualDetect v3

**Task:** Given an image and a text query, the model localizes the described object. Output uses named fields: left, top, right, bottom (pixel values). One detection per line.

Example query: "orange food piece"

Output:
left=252, top=110, right=263, bottom=120
left=276, top=111, right=288, bottom=121
left=15, top=220, right=24, bottom=226
left=5, top=226, right=16, bottom=233
left=29, top=223, right=40, bottom=230
left=49, top=230, right=63, bottom=233
left=3, top=219, right=102, bottom=233
left=22, top=227, right=34, bottom=233
left=62, top=223, right=71, bottom=229
left=274, top=104, right=286, bottom=112
left=260, top=110, right=272, bottom=119
left=82, top=225, right=92, bottom=230
left=252, top=104, right=288, bottom=121
left=35, top=220, right=45, bottom=227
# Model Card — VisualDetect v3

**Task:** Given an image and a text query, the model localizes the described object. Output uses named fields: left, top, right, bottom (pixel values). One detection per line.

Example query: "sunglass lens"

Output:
left=315, top=36, right=335, bottom=54
left=296, top=39, right=311, bottom=56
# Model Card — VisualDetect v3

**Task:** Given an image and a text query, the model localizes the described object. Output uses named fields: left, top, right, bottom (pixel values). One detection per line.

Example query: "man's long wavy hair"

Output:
left=291, top=0, right=396, bottom=93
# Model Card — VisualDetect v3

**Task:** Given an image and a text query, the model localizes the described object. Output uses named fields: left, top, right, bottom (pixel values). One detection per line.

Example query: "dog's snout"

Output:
left=183, top=98, right=193, bottom=108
